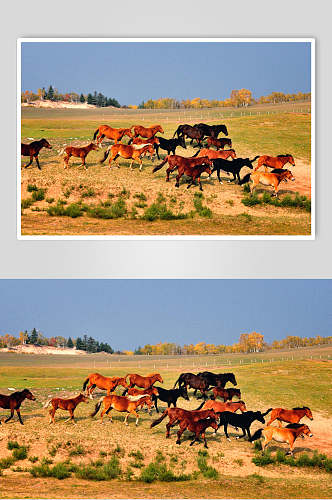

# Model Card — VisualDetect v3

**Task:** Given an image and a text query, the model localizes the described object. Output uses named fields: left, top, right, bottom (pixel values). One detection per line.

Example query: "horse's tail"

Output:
left=152, top=156, right=169, bottom=173
left=194, top=401, right=205, bottom=411
left=262, top=408, right=273, bottom=417
left=90, top=396, right=104, bottom=417
left=192, top=149, right=200, bottom=157
left=150, top=409, right=169, bottom=428
left=99, top=146, right=111, bottom=164
left=250, top=155, right=260, bottom=163
left=173, top=126, right=180, bottom=138
left=239, top=173, right=251, bottom=185
left=250, top=428, right=263, bottom=442
left=82, top=377, right=90, bottom=392
left=43, top=399, right=52, bottom=409
left=93, top=128, right=99, bottom=141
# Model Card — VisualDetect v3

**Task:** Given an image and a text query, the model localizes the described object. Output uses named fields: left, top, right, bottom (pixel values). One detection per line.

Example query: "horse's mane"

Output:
left=277, top=154, right=292, bottom=157
left=292, top=406, right=309, bottom=410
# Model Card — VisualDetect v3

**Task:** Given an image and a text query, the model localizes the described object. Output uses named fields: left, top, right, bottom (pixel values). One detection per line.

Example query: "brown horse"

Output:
left=61, top=142, right=98, bottom=169
left=131, top=124, right=164, bottom=140
left=127, top=386, right=159, bottom=397
left=90, top=394, right=151, bottom=425
left=252, top=424, right=313, bottom=455
left=82, top=373, right=128, bottom=399
left=93, top=125, right=133, bottom=144
left=241, top=169, right=295, bottom=196
left=267, top=407, right=313, bottom=427
left=196, top=400, right=247, bottom=414
left=44, top=393, right=89, bottom=424
left=206, top=137, right=232, bottom=150
left=150, top=407, right=216, bottom=438
left=154, top=154, right=212, bottom=191
left=99, top=143, right=154, bottom=170
left=124, top=373, right=163, bottom=392
left=193, top=148, right=236, bottom=160
left=254, top=154, right=295, bottom=172
left=211, top=387, right=241, bottom=402
left=132, top=136, right=160, bottom=146
left=21, top=138, right=52, bottom=170
left=0, top=389, right=36, bottom=425
left=176, top=416, right=218, bottom=448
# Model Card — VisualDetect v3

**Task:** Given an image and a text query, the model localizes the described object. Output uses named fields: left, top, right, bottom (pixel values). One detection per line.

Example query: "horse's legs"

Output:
left=278, top=419, right=282, bottom=428
left=138, top=158, right=143, bottom=172
left=63, top=154, right=70, bottom=169
left=166, top=166, right=174, bottom=182
left=24, top=156, right=33, bottom=169
left=197, top=176, right=203, bottom=191
left=81, top=155, right=87, bottom=170
left=132, top=410, right=139, bottom=426
left=175, top=173, right=182, bottom=188
left=4, top=410, right=14, bottom=423
left=217, top=169, right=223, bottom=184
left=202, top=432, right=208, bottom=448
left=176, top=422, right=186, bottom=445
left=224, top=423, right=231, bottom=441
left=186, top=179, right=194, bottom=189
left=49, top=407, right=56, bottom=424
left=16, top=409, right=24, bottom=425
left=34, top=155, right=41, bottom=170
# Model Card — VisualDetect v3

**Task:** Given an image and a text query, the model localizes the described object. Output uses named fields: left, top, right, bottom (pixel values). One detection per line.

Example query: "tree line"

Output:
left=21, top=85, right=121, bottom=108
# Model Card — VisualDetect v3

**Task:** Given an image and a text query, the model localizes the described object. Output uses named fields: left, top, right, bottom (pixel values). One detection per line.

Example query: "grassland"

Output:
left=20, top=103, right=312, bottom=236
left=0, top=347, right=330, bottom=498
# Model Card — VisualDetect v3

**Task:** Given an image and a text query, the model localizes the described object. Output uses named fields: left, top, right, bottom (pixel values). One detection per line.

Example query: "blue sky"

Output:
left=0, top=280, right=329, bottom=350
left=21, top=42, right=311, bottom=105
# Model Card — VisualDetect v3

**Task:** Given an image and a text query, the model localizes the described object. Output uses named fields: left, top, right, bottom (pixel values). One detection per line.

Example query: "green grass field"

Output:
left=0, top=347, right=330, bottom=498
left=20, top=103, right=312, bottom=236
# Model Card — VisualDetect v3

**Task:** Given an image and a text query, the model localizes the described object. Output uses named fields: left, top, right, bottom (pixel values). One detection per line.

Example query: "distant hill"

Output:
left=1, top=344, right=87, bottom=355
left=22, top=100, right=97, bottom=110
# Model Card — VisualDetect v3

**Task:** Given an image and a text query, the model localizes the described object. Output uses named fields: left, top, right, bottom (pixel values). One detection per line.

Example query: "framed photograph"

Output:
left=18, top=38, right=314, bottom=239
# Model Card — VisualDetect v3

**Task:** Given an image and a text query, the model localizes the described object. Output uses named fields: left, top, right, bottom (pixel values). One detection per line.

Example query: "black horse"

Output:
left=154, top=136, right=186, bottom=159
left=218, top=409, right=272, bottom=441
left=173, top=373, right=209, bottom=399
left=0, top=389, right=36, bottom=425
left=211, top=156, right=260, bottom=184
left=196, top=372, right=237, bottom=388
left=194, top=123, right=228, bottom=138
left=21, top=138, right=52, bottom=170
left=152, top=386, right=189, bottom=413
left=172, top=124, right=205, bottom=147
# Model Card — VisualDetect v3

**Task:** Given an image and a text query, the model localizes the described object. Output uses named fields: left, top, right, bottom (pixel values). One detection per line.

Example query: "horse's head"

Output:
left=202, top=163, right=212, bottom=176
left=156, top=374, right=163, bottom=384
left=304, top=407, right=313, bottom=420
left=180, top=385, right=190, bottom=401
left=147, top=144, right=155, bottom=155
left=237, top=400, right=247, bottom=412
left=221, top=125, right=228, bottom=136
left=23, top=389, right=36, bottom=401
left=79, top=393, right=90, bottom=404
left=234, top=389, right=241, bottom=397
left=90, top=143, right=99, bottom=151
left=180, top=136, right=187, bottom=149
left=228, top=149, right=237, bottom=159
left=208, top=417, right=218, bottom=431
left=227, top=373, right=237, bottom=386
left=287, top=154, right=295, bottom=166
left=255, top=411, right=266, bottom=424
left=41, top=139, right=52, bottom=149
left=300, top=424, right=313, bottom=437
left=157, top=125, right=164, bottom=134
left=125, top=128, right=133, bottom=138
left=283, top=170, right=295, bottom=182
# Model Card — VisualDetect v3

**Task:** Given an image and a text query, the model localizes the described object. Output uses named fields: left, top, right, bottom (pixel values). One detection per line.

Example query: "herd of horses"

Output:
left=0, top=370, right=313, bottom=456
left=21, top=121, right=296, bottom=196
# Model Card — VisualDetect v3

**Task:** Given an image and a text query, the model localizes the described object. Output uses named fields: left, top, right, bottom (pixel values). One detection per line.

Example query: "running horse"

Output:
left=194, top=123, right=229, bottom=138
left=93, top=125, right=133, bottom=145
left=195, top=399, right=247, bottom=414
left=90, top=394, right=152, bottom=425
left=267, top=406, right=313, bottom=427
left=153, top=154, right=212, bottom=191
left=150, top=407, right=217, bottom=439
left=82, top=373, right=129, bottom=399
left=251, top=424, right=313, bottom=455
left=123, top=373, right=163, bottom=394
left=172, top=124, right=205, bottom=147
left=254, top=154, right=295, bottom=171
left=21, top=138, right=52, bottom=170
left=99, top=143, right=154, bottom=170
left=0, top=389, right=36, bottom=425
left=131, top=124, right=164, bottom=141
left=173, top=372, right=210, bottom=399
left=43, top=393, right=89, bottom=424
left=193, top=148, right=237, bottom=161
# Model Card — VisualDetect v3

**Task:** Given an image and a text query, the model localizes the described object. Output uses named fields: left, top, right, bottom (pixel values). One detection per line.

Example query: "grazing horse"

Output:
left=193, top=147, right=236, bottom=161
left=218, top=409, right=272, bottom=441
left=172, top=124, right=205, bottom=147
left=254, top=154, right=295, bottom=172
left=153, top=155, right=212, bottom=191
left=267, top=407, right=313, bottom=427
left=196, top=372, right=237, bottom=389
left=131, top=125, right=164, bottom=141
left=0, top=389, right=36, bottom=425
left=176, top=416, right=218, bottom=448
left=154, top=136, right=186, bottom=159
left=21, top=138, right=52, bottom=170
left=99, top=143, right=154, bottom=170
left=43, top=393, right=89, bottom=424
left=152, top=386, right=189, bottom=413
left=196, top=400, right=247, bottom=414
left=150, top=407, right=216, bottom=438
left=90, top=394, right=151, bottom=425
left=123, top=373, right=163, bottom=393
left=82, top=373, right=129, bottom=399
left=61, top=142, right=98, bottom=169
left=194, top=123, right=228, bottom=138
left=206, top=137, right=232, bottom=150
left=93, top=125, right=133, bottom=145
left=251, top=424, right=313, bottom=455
left=211, top=387, right=241, bottom=402
left=240, top=169, right=295, bottom=196
left=173, top=373, right=210, bottom=398
left=210, top=157, right=259, bottom=184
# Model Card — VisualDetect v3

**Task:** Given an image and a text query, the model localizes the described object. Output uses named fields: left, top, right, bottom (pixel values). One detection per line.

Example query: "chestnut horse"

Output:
left=153, top=154, right=212, bottom=191
left=254, top=154, right=295, bottom=171
left=150, top=407, right=216, bottom=438
left=211, top=387, right=241, bottom=402
left=131, top=124, right=164, bottom=141
left=206, top=137, right=232, bottom=150
left=99, top=143, right=154, bottom=170
left=82, top=373, right=128, bottom=399
left=251, top=424, right=313, bottom=455
left=61, top=142, right=98, bottom=169
left=196, top=400, right=247, bottom=414
left=44, top=393, right=89, bottom=424
left=267, top=406, right=313, bottom=427
left=0, top=389, right=36, bottom=425
left=132, top=136, right=160, bottom=147
left=240, top=169, right=295, bottom=196
left=21, top=138, right=52, bottom=170
left=193, top=148, right=236, bottom=160
left=90, top=394, right=151, bottom=425
left=176, top=415, right=218, bottom=448
left=124, top=373, right=163, bottom=392
left=93, top=125, right=133, bottom=144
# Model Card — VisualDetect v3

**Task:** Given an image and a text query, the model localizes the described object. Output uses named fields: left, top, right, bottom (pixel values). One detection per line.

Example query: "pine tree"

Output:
left=29, top=328, right=38, bottom=345
left=76, top=337, right=83, bottom=350
left=87, top=93, right=93, bottom=105
left=67, top=336, right=74, bottom=348
left=46, top=85, right=54, bottom=101
left=79, top=93, right=85, bottom=103
left=91, top=91, right=97, bottom=106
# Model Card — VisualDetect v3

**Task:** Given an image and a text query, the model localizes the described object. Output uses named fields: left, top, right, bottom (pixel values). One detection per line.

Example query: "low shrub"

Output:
left=81, top=188, right=95, bottom=198
left=242, top=192, right=311, bottom=212
left=31, top=188, right=46, bottom=201
left=134, top=192, right=147, bottom=202
left=30, top=461, right=72, bottom=480
left=197, top=453, right=219, bottom=479
left=253, top=450, right=332, bottom=473
left=27, top=184, right=38, bottom=192
left=87, top=198, right=127, bottom=219
left=139, top=461, right=191, bottom=483
left=7, top=441, right=20, bottom=450
left=142, top=202, right=188, bottom=221
left=128, top=450, right=144, bottom=461
left=193, top=193, right=212, bottom=218
left=75, top=456, right=121, bottom=481
left=28, top=456, right=39, bottom=463
left=0, top=456, right=16, bottom=470
left=69, top=445, right=86, bottom=456
left=21, top=198, right=34, bottom=209
left=47, top=202, right=83, bottom=218
left=12, top=446, right=29, bottom=461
